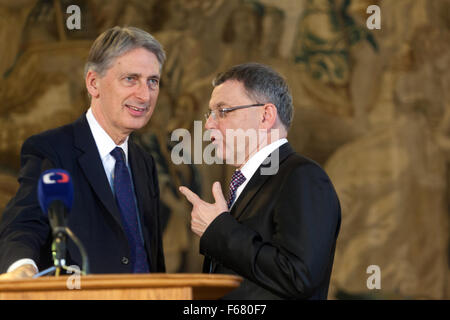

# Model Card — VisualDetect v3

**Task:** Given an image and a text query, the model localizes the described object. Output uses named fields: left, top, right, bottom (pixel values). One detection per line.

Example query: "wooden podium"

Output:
left=0, top=273, right=242, bottom=300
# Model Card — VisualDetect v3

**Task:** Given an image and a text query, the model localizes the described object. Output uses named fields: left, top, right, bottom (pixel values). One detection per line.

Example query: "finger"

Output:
left=212, top=181, right=227, bottom=209
left=179, top=186, right=200, bottom=205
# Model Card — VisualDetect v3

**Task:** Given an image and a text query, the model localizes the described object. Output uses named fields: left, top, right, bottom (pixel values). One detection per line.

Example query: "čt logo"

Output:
left=42, top=172, right=70, bottom=184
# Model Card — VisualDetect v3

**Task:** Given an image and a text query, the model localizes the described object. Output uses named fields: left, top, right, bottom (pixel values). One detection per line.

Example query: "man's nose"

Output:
left=205, top=115, right=217, bottom=130
left=135, top=82, right=151, bottom=102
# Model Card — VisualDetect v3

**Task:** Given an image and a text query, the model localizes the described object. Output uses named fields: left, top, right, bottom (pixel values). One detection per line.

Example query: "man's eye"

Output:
left=148, top=78, right=160, bottom=88
left=125, top=76, right=136, bottom=82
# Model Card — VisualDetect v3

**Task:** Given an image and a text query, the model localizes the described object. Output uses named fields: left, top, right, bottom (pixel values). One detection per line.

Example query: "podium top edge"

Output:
left=0, top=273, right=243, bottom=292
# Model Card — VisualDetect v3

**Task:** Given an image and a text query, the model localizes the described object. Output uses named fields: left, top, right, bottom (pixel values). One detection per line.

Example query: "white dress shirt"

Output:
left=7, top=108, right=129, bottom=273
left=86, top=108, right=129, bottom=190
left=230, top=138, right=288, bottom=209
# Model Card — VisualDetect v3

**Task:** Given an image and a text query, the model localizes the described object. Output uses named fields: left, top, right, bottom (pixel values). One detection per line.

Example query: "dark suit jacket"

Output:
left=0, top=114, right=165, bottom=274
left=200, top=143, right=341, bottom=299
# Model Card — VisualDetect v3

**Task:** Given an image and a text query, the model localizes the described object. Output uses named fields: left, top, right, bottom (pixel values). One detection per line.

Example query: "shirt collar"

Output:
left=86, top=107, right=129, bottom=163
left=240, top=138, right=288, bottom=180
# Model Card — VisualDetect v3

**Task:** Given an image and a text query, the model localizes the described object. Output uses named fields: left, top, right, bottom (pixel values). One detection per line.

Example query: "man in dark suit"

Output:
left=0, top=26, right=166, bottom=279
left=180, top=63, right=341, bottom=299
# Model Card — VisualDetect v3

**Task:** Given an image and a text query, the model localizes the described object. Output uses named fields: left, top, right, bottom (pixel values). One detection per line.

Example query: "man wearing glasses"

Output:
left=179, top=63, right=341, bottom=299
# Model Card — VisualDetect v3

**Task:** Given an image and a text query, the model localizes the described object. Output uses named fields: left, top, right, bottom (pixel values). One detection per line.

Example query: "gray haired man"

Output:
left=0, top=26, right=166, bottom=278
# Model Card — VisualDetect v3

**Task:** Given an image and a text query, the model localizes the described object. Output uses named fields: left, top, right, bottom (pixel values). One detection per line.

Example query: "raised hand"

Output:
left=179, top=182, right=228, bottom=237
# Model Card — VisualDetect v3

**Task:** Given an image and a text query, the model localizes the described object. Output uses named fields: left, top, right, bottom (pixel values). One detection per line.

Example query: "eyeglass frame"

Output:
left=204, top=103, right=266, bottom=120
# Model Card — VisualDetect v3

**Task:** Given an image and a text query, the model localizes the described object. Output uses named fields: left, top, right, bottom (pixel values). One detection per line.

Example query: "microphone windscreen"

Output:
left=38, top=169, right=74, bottom=214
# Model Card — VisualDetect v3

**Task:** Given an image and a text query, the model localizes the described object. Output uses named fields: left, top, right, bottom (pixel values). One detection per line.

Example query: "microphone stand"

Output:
left=65, top=227, right=90, bottom=275
left=33, top=226, right=90, bottom=278
left=52, top=227, right=67, bottom=276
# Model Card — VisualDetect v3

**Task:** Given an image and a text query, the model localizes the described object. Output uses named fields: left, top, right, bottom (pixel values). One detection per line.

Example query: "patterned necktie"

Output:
left=227, top=170, right=246, bottom=209
left=110, top=147, right=149, bottom=273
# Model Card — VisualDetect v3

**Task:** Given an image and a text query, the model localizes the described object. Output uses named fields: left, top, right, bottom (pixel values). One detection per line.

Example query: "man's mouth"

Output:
left=125, top=104, right=147, bottom=112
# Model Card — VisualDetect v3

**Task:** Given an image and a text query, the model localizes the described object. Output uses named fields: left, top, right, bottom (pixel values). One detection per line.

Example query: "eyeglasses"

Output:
left=204, top=103, right=265, bottom=121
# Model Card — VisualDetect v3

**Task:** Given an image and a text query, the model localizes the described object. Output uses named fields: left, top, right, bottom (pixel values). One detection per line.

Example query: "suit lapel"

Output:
left=230, top=143, right=295, bottom=220
left=129, top=138, right=161, bottom=271
left=74, top=114, right=124, bottom=228
left=128, top=140, right=152, bottom=225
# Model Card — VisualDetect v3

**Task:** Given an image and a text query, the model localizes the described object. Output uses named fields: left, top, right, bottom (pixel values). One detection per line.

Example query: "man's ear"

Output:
left=85, top=70, right=100, bottom=98
left=261, top=103, right=278, bottom=129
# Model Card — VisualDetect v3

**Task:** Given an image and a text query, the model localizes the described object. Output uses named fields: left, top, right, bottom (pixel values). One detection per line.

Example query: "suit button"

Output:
left=121, top=257, right=129, bottom=265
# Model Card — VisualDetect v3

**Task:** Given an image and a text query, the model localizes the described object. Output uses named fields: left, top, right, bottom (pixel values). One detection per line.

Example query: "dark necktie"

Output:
left=227, top=170, right=246, bottom=209
left=110, top=147, right=149, bottom=273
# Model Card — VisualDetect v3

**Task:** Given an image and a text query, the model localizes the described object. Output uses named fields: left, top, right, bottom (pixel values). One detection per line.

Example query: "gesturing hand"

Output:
left=179, top=182, right=228, bottom=237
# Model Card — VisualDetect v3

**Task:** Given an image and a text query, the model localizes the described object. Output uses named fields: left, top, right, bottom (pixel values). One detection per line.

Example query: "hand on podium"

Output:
left=0, top=264, right=37, bottom=280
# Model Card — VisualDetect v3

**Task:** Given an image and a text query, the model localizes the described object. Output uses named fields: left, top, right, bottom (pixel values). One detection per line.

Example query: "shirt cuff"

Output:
left=7, top=259, right=39, bottom=273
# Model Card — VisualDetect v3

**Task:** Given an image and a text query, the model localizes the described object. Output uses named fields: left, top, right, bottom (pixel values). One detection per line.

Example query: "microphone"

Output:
left=38, top=169, right=73, bottom=268
left=36, top=169, right=90, bottom=277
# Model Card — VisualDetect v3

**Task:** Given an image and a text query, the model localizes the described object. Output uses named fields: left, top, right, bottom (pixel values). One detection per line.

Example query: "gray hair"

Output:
left=212, top=63, right=293, bottom=129
left=84, top=26, right=166, bottom=78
